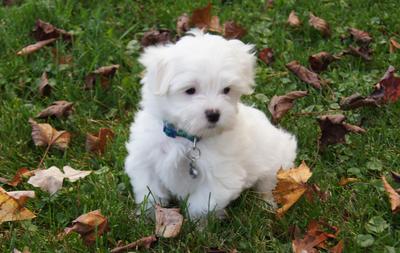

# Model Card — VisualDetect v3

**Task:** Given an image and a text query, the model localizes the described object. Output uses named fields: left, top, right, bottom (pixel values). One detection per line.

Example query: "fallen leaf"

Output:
left=32, top=19, right=72, bottom=42
left=268, top=90, right=308, bottom=123
left=38, top=72, right=52, bottom=97
left=6, top=191, right=35, bottom=206
left=155, top=205, right=183, bottom=238
left=318, top=114, right=366, bottom=148
left=13, top=247, right=31, bottom=253
left=16, top=38, right=56, bottom=56
left=62, top=166, right=91, bottom=182
left=272, top=161, right=312, bottom=218
left=140, top=29, right=172, bottom=48
left=391, top=171, right=400, bottom=183
left=86, top=128, right=114, bottom=154
left=258, top=48, right=275, bottom=65
left=389, top=38, right=400, bottom=53
left=382, top=176, right=400, bottom=213
left=286, top=60, right=326, bottom=89
left=27, top=166, right=65, bottom=195
left=36, top=100, right=74, bottom=119
left=177, top=13, right=190, bottom=36
left=348, top=28, right=372, bottom=46
left=330, top=240, right=344, bottom=253
left=51, top=48, right=73, bottom=65
left=209, top=15, right=223, bottom=33
left=309, top=13, right=330, bottom=37
left=342, top=45, right=372, bottom=61
left=110, top=235, right=157, bottom=253
left=0, top=187, right=36, bottom=223
left=64, top=210, right=109, bottom=246
left=190, top=3, right=212, bottom=29
left=339, top=177, right=359, bottom=186
left=287, top=10, right=301, bottom=27
left=84, top=64, right=120, bottom=89
left=309, top=52, right=340, bottom=72
left=223, top=21, right=246, bottom=39
left=29, top=119, right=70, bottom=150
left=6, top=167, right=34, bottom=187
left=304, top=184, right=330, bottom=203
left=370, top=65, right=400, bottom=103
left=339, top=93, right=380, bottom=110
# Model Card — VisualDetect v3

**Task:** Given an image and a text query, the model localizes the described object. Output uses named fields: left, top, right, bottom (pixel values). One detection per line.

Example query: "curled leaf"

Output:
left=389, top=38, right=400, bottom=53
left=286, top=60, right=326, bottom=89
left=36, top=100, right=74, bottom=119
left=32, top=19, right=72, bottom=42
left=309, top=52, right=340, bottom=72
left=287, top=10, right=301, bottom=27
left=338, top=177, right=359, bottom=186
left=309, top=13, right=330, bottom=37
left=64, top=210, right=110, bottom=246
left=84, top=64, right=120, bottom=89
left=155, top=205, right=183, bottom=238
left=339, top=93, right=380, bottom=110
left=38, top=72, right=52, bottom=97
left=110, top=235, right=157, bottom=253
left=342, top=45, right=372, bottom=61
left=6, top=167, right=34, bottom=187
left=348, top=28, right=372, bottom=46
left=382, top=176, right=400, bottom=213
left=272, top=161, right=312, bottom=218
left=318, top=114, right=366, bottom=148
left=190, top=3, right=212, bottom=29
left=223, top=21, right=246, bottom=39
left=258, top=48, right=275, bottom=65
left=140, top=29, right=172, bottom=48
left=268, top=90, right=308, bottom=123
left=29, top=118, right=70, bottom=150
left=86, top=128, right=114, bottom=154
left=17, top=38, right=56, bottom=56
left=370, top=65, right=400, bottom=103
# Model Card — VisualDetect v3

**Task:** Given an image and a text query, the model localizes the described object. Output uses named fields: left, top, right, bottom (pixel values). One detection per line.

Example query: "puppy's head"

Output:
left=139, top=30, right=256, bottom=137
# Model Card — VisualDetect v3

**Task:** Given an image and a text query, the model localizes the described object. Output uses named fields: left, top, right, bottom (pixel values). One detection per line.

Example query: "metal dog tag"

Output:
left=186, top=138, right=201, bottom=179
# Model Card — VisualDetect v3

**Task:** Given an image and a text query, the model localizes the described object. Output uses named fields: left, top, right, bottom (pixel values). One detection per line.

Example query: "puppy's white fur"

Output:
left=125, top=30, right=297, bottom=218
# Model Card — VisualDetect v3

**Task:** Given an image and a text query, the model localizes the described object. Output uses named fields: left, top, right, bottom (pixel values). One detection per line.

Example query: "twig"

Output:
left=36, top=144, right=51, bottom=170
left=110, top=235, right=157, bottom=253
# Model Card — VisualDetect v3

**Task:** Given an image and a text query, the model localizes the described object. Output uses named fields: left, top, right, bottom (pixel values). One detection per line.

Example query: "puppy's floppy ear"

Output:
left=228, top=40, right=256, bottom=95
left=139, top=45, right=171, bottom=95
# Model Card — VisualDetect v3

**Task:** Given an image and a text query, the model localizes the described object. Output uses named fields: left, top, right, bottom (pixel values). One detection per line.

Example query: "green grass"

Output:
left=1, top=0, right=400, bottom=252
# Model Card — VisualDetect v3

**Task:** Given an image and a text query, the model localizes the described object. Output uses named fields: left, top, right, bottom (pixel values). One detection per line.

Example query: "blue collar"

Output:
left=163, top=121, right=200, bottom=143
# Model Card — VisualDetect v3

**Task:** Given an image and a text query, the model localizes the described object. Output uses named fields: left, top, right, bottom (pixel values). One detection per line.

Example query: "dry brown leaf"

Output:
left=309, top=52, right=340, bottom=72
left=272, top=161, right=312, bottom=218
left=342, top=45, right=372, bottom=61
left=190, top=3, right=212, bottom=29
left=36, top=100, right=74, bottom=119
left=13, top=247, right=31, bottom=253
left=338, top=177, right=359, bottom=186
left=27, top=166, right=65, bottom=195
left=84, top=64, right=120, bottom=89
left=16, top=38, right=56, bottom=56
left=286, top=60, right=326, bottom=89
left=309, top=13, right=330, bottom=37
left=209, top=16, right=223, bottom=33
left=0, top=187, right=36, bottom=223
left=110, top=235, right=157, bottom=253
left=318, top=114, right=365, bottom=148
left=258, top=48, right=275, bottom=65
left=29, top=118, right=70, bottom=150
left=62, top=166, right=91, bottom=182
left=6, top=167, right=34, bottom=187
left=223, top=21, right=246, bottom=39
left=287, top=10, right=301, bottom=27
left=330, top=240, right=344, bottom=253
left=64, top=210, right=110, bottom=246
left=348, top=28, right=372, bottom=46
left=382, top=176, right=400, bottom=213
left=177, top=13, right=190, bottom=36
left=32, top=19, right=72, bottom=42
left=38, top=72, right=52, bottom=97
left=268, top=90, right=308, bottom=124
left=86, top=128, right=114, bottom=154
left=155, top=205, right=183, bottom=238
left=140, top=29, right=172, bottom=48
left=389, top=38, right=400, bottom=53
left=370, top=65, right=400, bottom=103
left=339, top=93, right=380, bottom=110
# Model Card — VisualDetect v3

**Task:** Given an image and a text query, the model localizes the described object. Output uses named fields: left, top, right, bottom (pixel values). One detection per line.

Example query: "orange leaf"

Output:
left=382, top=176, right=400, bottom=213
left=86, top=128, right=114, bottom=155
left=389, top=38, right=400, bottom=53
left=0, top=187, right=36, bottom=223
left=190, top=3, right=212, bottom=29
left=272, top=161, right=312, bottom=218
left=287, top=10, right=301, bottom=27
left=6, top=167, right=34, bottom=187
left=17, top=38, right=56, bottom=56
left=338, top=177, right=359, bottom=186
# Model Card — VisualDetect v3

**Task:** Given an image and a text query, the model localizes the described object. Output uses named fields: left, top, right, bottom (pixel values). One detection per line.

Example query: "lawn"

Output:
left=1, top=0, right=400, bottom=252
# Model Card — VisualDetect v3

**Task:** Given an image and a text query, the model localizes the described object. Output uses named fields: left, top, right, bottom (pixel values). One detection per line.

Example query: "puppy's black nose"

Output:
left=205, top=109, right=220, bottom=123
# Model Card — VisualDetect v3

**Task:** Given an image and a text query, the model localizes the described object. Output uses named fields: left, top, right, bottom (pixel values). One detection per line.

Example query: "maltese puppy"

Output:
left=125, top=30, right=297, bottom=218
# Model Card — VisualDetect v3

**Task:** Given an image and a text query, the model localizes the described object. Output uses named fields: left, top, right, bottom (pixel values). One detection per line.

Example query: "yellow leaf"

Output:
left=0, top=187, right=36, bottom=223
left=272, top=161, right=312, bottom=218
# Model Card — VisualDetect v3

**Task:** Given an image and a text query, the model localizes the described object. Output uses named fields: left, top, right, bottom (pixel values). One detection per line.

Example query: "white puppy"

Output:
left=125, top=30, right=297, bottom=218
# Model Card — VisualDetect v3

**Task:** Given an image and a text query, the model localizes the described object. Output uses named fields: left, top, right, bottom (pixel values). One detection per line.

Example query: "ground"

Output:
left=0, top=0, right=399, bottom=252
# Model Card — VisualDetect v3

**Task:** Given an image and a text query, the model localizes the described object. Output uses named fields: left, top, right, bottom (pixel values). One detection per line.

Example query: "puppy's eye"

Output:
left=223, top=87, right=231, bottom=94
left=185, top=87, right=196, bottom=95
